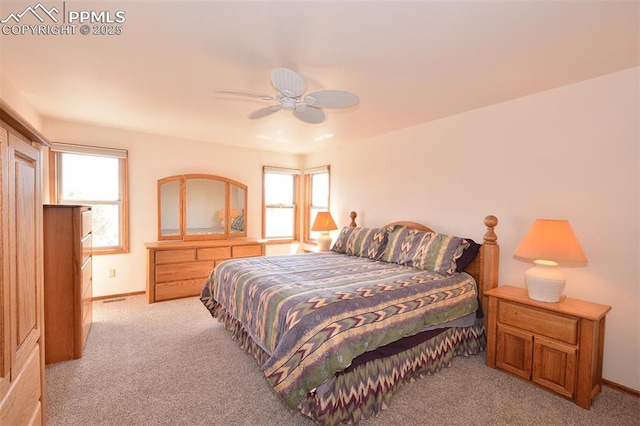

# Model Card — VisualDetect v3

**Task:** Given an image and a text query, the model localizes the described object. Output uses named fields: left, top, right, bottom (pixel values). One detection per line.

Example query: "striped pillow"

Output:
left=380, top=225, right=431, bottom=265
left=382, top=225, right=469, bottom=275
left=331, top=226, right=389, bottom=260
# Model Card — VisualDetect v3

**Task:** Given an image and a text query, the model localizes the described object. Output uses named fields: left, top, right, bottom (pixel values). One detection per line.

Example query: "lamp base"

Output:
left=524, top=260, right=566, bottom=303
left=317, top=232, right=333, bottom=252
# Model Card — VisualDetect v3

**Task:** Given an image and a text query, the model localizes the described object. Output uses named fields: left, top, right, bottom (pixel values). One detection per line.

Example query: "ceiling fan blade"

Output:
left=304, top=90, right=359, bottom=108
left=213, top=89, right=274, bottom=101
left=248, top=105, right=281, bottom=119
left=271, top=68, right=306, bottom=98
left=293, top=105, right=325, bottom=124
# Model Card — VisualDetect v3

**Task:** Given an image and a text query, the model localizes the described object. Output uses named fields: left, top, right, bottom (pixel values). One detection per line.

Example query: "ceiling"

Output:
left=1, top=1, right=638, bottom=154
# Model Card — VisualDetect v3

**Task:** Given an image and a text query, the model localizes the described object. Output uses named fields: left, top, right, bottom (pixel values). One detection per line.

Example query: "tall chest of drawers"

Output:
left=43, top=205, right=93, bottom=364
left=145, top=239, right=265, bottom=303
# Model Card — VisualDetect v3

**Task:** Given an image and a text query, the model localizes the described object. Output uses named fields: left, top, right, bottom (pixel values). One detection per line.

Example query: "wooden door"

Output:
left=8, top=135, right=42, bottom=376
left=496, top=324, right=533, bottom=380
left=532, top=336, right=577, bottom=398
left=0, top=133, right=45, bottom=426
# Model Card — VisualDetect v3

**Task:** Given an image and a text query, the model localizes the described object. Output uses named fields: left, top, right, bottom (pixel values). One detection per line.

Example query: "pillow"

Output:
left=380, top=225, right=432, bottom=265
left=455, top=238, right=481, bottom=272
left=230, top=215, right=245, bottom=232
left=413, top=232, right=469, bottom=275
left=381, top=225, right=470, bottom=275
left=331, top=226, right=389, bottom=260
left=331, top=226, right=357, bottom=253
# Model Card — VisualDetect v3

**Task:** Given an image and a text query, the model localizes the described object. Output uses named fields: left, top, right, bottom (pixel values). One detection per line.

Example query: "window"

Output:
left=50, top=143, right=128, bottom=254
left=263, top=167, right=300, bottom=240
left=304, top=166, right=330, bottom=243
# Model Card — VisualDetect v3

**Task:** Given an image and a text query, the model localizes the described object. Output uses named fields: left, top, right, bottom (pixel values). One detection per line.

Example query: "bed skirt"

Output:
left=301, top=321, right=485, bottom=424
left=202, top=299, right=485, bottom=425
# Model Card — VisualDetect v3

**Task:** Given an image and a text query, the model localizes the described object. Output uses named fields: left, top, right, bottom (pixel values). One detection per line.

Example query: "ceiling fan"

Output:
left=214, top=67, right=359, bottom=124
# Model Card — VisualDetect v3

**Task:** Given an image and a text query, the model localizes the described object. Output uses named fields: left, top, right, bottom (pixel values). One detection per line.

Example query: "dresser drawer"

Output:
left=82, top=256, right=92, bottom=292
left=82, top=233, right=92, bottom=263
left=156, top=279, right=206, bottom=301
left=156, top=249, right=196, bottom=264
left=197, top=246, right=231, bottom=261
left=146, top=239, right=265, bottom=303
left=156, top=261, right=212, bottom=283
left=498, top=300, right=578, bottom=345
left=81, top=276, right=93, bottom=344
left=232, top=244, right=262, bottom=258
left=81, top=209, right=92, bottom=236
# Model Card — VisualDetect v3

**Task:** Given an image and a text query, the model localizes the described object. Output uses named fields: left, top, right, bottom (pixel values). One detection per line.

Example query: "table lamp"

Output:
left=311, top=211, right=338, bottom=251
left=513, top=219, right=587, bottom=302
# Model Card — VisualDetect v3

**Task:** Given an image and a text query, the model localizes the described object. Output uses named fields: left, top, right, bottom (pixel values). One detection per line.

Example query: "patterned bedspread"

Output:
left=200, top=252, right=478, bottom=409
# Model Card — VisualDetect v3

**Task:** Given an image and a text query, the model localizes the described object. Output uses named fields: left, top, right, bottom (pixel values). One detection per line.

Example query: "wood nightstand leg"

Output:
left=575, top=318, right=602, bottom=409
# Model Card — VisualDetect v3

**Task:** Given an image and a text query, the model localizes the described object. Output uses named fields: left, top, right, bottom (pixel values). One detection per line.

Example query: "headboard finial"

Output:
left=349, top=211, right=357, bottom=227
left=483, top=215, right=498, bottom=245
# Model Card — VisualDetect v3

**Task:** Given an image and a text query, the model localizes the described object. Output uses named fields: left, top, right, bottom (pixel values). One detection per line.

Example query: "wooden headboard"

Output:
left=347, top=211, right=499, bottom=315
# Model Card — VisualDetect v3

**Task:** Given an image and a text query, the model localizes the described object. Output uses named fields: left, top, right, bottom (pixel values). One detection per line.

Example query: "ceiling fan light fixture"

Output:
left=281, top=98, right=296, bottom=111
left=216, top=67, right=359, bottom=124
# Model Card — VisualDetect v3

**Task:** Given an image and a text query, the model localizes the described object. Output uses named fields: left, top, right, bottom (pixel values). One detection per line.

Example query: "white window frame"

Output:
left=262, top=166, right=300, bottom=241
left=304, top=166, right=330, bottom=243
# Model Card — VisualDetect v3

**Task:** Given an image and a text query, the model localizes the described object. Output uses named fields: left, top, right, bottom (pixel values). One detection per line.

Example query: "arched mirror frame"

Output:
left=157, top=174, right=248, bottom=241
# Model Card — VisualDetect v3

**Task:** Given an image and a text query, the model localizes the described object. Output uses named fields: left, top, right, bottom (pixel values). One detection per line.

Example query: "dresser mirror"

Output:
left=159, top=178, right=180, bottom=237
left=229, top=184, right=246, bottom=235
left=157, top=174, right=247, bottom=240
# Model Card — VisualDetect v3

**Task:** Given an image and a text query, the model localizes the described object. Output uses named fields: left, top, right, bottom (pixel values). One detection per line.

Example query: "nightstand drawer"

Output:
left=498, top=300, right=578, bottom=345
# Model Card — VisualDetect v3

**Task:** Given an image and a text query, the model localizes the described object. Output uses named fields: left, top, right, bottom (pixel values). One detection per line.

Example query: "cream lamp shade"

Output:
left=514, top=219, right=587, bottom=303
left=311, top=211, right=338, bottom=251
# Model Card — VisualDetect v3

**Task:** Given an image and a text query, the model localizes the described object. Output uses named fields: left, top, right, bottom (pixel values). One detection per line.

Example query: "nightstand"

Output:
left=300, top=243, right=319, bottom=253
left=485, top=285, right=611, bottom=409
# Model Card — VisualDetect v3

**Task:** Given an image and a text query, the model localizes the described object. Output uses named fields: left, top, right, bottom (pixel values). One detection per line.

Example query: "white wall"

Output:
left=6, top=66, right=638, bottom=391
left=0, top=72, right=42, bottom=132
left=306, top=68, right=640, bottom=391
left=42, top=118, right=301, bottom=298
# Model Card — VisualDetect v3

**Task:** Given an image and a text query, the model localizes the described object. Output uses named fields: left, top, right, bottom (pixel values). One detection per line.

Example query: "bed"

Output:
left=200, top=212, right=499, bottom=424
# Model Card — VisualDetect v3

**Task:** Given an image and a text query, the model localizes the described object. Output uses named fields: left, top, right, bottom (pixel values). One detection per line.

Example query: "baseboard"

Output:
left=92, top=291, right=145, bottom=302
left=603, top=379, right=640, bottom=398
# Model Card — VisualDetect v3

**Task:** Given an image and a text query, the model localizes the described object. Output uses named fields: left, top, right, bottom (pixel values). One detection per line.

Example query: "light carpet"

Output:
left=45, top=295, right=639, bottom=425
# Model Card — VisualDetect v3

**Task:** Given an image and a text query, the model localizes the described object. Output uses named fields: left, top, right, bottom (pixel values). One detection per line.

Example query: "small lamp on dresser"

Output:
left=312, top=211, right=338, bottom=251
left=514, top=218, right=588, bottom=303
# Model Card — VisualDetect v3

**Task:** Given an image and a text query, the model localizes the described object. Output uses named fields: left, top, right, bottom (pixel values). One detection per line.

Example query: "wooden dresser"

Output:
left=145, top=239, right=265, bottom=303
left=485, top=285, right=611, bottom=409
left=43, top=205, right=93, bottom=364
